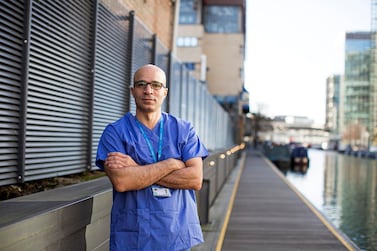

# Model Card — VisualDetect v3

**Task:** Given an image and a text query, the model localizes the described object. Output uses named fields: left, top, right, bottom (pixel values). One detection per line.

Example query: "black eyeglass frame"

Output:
left=133, top=80, right=165, bottom=90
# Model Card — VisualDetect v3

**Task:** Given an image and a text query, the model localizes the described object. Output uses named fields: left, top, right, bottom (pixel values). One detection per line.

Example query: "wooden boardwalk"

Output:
left=218, top=150, right=359, bottom=251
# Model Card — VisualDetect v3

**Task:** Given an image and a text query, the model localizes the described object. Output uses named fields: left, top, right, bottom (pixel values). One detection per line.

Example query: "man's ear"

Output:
left=164, top=88, right=168, bottom=96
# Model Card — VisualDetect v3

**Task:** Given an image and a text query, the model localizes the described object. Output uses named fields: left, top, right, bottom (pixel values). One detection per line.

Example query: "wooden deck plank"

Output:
left=221, top=151, right=353, bottom=251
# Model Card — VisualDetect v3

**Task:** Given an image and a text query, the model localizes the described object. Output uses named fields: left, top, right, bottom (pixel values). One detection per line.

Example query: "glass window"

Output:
left=177, top=37, right=198, bottom=47
left=179, top=0, right=197, bottom=24
left=204, top=6, right=241, bottom=33
left=184, top=63, right=195, bottom=70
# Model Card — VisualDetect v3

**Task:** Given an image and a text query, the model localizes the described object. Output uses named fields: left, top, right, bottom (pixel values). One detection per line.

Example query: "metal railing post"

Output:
left=87, top=0, right=99, bottom=170
left=126, top=10, right=135, bottom=109
left=18, top=0, right=33, bottom=183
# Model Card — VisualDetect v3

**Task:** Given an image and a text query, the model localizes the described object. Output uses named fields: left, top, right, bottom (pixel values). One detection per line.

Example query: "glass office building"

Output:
left=343, top=32, right=371, bottom=146
left=326, top=75, right=342, bottom=132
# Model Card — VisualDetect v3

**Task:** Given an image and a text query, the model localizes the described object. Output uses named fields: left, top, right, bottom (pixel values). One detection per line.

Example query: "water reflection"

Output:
left=283, top=149, right=377, bottom=251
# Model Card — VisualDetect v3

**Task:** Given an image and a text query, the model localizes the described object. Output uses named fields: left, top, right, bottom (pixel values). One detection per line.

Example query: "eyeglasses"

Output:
left=134, top=80, right=165, bottom=90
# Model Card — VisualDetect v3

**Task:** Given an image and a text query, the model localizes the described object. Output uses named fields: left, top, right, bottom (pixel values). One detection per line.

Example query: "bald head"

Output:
left=133, top=64, right=166, bottom=86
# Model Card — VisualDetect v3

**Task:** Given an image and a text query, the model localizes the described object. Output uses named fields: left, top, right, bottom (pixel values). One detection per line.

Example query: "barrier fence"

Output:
left=0, top=0, right=235, bottom=186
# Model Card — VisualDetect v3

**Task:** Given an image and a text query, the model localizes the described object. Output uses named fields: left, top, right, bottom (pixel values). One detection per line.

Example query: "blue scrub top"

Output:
left=96, top=112, right=208, bottom=251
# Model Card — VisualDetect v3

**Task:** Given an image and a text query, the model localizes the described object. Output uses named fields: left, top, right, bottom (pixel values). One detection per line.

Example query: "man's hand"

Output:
left=103, top=152, right=186, bottom=192
left=104, top=152, right=138, bottom=169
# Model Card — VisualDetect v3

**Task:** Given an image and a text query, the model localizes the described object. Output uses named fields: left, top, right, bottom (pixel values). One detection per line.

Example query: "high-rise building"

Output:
left=342, top=32, right=371, bottom=148
left=325, top=74, right=342, bottom=149
left=326, top=75, right=342, bottom=132
left=370, top=0, right=377, bottom=147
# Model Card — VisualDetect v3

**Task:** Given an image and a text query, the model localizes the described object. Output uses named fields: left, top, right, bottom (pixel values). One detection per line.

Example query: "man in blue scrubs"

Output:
left=96, top=64, right=208, bottom=251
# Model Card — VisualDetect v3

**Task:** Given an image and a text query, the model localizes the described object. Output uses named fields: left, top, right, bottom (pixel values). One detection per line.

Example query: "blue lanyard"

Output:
left=136, top=116, right=164, bottom=163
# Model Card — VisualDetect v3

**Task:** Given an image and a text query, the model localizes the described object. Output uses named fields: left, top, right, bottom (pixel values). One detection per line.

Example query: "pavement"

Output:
left=192, top=150, right=246, bottom=251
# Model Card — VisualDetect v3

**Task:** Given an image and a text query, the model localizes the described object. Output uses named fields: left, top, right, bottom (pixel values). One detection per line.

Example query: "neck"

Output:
left=135, top=111, right=162, bottom=129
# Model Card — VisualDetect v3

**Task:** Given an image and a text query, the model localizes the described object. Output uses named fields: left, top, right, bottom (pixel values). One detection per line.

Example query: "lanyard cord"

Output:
left=136, top=116, right=164, bottom=163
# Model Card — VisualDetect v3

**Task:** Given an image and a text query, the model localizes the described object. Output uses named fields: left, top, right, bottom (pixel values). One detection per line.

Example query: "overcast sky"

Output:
left=245, top=0, right=371, bottom=125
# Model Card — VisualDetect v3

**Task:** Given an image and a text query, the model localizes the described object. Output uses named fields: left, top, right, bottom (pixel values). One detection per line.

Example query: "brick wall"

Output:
left=124, top=0, right=175, bottom=50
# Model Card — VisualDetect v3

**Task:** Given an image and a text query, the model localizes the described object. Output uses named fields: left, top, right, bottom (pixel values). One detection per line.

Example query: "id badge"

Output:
left=152, top=185, right=171, bottom=197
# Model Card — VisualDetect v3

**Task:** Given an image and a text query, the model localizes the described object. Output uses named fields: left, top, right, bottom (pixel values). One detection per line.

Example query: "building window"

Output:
left=179, top=0, right=197, bottom=24
left=204, top=6, right=241, bottom=33
left=184, top=63, right=196, bottom=70
left=177, top=36, right=198, bottom=47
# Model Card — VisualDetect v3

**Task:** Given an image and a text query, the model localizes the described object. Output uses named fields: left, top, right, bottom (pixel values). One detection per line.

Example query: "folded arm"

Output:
left=104, top=152, right=185, bottom=192
left=156, top=157, right=203, bottom=191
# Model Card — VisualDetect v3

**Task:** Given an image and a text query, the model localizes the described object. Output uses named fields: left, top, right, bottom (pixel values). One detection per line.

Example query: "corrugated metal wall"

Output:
left=0, top=0, right=235, bottom=186
left=168, top=59, right=182, bottom=117
left=25, top=1, right=94, bottom=181
left=92, top=0, right=131, bottom=168
left=0, top=1, right=24, bottom=185
left=155, top=37, right=169, bottom=112
left=129, top=17, right=153, bottom=114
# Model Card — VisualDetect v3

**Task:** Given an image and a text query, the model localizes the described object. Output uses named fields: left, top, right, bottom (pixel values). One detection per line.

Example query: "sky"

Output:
left=245, top=0, right=371, bottom=125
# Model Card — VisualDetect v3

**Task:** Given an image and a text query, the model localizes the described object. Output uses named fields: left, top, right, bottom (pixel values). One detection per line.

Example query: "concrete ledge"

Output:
left=0, top=177, right=112, bottom=251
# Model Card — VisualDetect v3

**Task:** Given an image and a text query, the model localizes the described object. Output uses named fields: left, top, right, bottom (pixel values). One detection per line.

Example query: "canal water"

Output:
left=283, top=149, right=377, bottom=251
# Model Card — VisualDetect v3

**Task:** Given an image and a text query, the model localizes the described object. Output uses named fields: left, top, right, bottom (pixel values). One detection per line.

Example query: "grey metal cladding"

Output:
left=91, top=2, right=132, bottom=168
left=24, top=1, right=95, bottom=181
left=129, top=20, right=154, bottom=114
left=0, top=1, right=24, bottom=185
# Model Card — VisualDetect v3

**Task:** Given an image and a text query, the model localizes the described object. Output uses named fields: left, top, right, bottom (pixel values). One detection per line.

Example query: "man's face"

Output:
left=131, top=66, right=168, bottom=113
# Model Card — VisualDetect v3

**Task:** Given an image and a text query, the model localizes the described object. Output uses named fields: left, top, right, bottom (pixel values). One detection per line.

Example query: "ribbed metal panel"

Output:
left=0, top=1, right=24, bottom=185
left=25, top=1, right=95, bottom=181
left=130, top=18, right=154, bottom=114
left=189, top=76, right=196, bottom=126
left=187, top=74, right=195, bottom=123
left=169, top=59, right=182, bottom=117
left=155, top=40, right=169, bottom=73
left=199, top=84, right=209, bottom=145
left=194, top=82, right=203, bottom=136
left=203, top=85, right=210, bottom=144
left=155, top=38, right=169, bottom=112
left=91, top=1, right=131, bottom=168
left=193, top=78, right=200, bottom=128
left=180, top=66, right=189, bottom=120
left=196, top=83, right=203, bottom=141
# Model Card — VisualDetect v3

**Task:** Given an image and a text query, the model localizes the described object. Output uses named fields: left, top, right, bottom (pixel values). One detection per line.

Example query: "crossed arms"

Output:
left=104, top=152, right=203, bottom=192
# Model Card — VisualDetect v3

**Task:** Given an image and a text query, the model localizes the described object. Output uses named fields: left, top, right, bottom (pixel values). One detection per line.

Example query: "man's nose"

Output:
left=143, top=84, right=153, bottom=93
